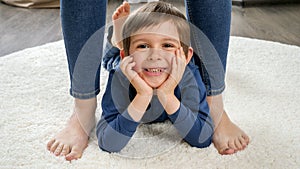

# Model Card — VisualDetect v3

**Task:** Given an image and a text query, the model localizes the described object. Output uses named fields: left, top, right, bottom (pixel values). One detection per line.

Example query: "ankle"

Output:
left=207, top=94, right=225, bottom=126
left=74, top=97, right=97, bottom=113
left=71, top=97, right=97, bottom=134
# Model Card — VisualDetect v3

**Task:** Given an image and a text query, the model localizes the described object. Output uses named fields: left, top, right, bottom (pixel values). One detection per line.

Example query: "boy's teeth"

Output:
left=148, top=68, right=162, bottom=72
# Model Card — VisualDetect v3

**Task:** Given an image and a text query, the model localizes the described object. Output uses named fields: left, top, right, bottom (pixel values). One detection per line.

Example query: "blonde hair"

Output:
left=122, top=1, right=190, bottom=56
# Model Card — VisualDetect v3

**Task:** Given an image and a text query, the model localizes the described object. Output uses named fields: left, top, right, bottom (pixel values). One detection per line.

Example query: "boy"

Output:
left=97, top=2, right=213, bottom=152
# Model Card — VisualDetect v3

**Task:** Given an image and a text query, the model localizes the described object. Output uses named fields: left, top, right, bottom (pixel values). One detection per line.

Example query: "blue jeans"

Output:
left=61, top=0, right=231, bottom=99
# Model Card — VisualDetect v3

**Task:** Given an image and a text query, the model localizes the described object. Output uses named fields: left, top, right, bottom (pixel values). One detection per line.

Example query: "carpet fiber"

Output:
left=1, top=37, right=299, bottom=168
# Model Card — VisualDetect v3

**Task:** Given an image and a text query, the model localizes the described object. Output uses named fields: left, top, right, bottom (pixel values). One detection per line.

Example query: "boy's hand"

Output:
left=156, top=47, right=187, bottom=114
left=157, top=47, right=187, bottom=96
left=120, top=56, right=153, bottom=122
left=120, top=56, right=153, bottom=96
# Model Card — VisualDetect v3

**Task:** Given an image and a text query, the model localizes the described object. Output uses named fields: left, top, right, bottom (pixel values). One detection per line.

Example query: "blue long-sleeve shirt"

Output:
left=96, top=63, right=214, bottom=152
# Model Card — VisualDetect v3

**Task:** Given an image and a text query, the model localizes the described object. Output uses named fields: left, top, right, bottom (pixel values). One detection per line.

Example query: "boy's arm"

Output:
left=120, top=56, right=153, bottom=121
left=161, top=64, right=214, bottom=148
left=127, top=94, right=152, bottom=121
left=96, top=69, right=151, bottom=152
left=157, top=48, right=187, bottom=114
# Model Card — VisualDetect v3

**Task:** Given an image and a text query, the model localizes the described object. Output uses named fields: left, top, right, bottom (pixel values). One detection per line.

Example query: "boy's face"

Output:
left=122, top=21, right=191, bottom=88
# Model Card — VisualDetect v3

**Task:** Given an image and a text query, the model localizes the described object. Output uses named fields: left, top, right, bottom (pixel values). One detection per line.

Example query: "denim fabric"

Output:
left=61, top=0, right=107, bottom=99
left=185, top=0, right=231, bottom=96
left=61, top=0, right=230, bottom=99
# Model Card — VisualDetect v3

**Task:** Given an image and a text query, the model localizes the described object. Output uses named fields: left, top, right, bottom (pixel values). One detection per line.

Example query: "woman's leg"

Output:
left=46, top=0, right=107, bottom=161
left=185, top=0, right=249, bottom=154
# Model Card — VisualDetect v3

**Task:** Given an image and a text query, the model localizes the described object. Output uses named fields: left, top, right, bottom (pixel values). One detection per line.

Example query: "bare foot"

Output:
left=207, top=94, right=250, bottom=155
left=47, top=98, right=96, bottom=161
left=111, top=1, right=130, bottom=49
left=213, top=111, right=250, bottom=155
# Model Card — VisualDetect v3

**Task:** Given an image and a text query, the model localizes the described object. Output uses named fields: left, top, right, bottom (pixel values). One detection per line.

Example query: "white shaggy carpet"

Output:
left=0, top=37, right=299, bottom=168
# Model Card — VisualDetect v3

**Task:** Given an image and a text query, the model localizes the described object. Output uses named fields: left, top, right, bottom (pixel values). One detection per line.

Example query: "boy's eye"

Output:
left=163, top=43, right=175, bottom=48
left=137, top=44, right=149, bottom=48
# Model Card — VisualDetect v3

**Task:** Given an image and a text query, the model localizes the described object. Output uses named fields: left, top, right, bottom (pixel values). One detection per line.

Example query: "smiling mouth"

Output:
left=144, top=68, right=166, bottom=73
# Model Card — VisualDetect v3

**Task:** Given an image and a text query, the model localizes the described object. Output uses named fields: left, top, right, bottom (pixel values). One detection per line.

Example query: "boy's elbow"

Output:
left=96, top=120, right=125, bottom=153
left=197, top=123, right=214, bottom=148
left=187, top=134, right=212, bottom=148
left=96, top=129, right=123, bottom=152
left=196, top=136, right=212, bottom=148
left=187, top=122, right=213, bottom=148
left=98, top=138, right=123, bottom=153
left=97, top=130, right=129, bottom=153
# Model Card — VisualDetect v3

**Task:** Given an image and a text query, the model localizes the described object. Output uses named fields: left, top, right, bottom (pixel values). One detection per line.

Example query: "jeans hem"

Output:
left=206, top=85, right=225, bottom=96
left=70, top=88, right=100, bottom=99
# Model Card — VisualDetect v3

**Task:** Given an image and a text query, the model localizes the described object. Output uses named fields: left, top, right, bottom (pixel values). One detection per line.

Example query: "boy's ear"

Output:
left=186, top=47, right=193, bottom=64
left=120, top=50, right=125, bottom=59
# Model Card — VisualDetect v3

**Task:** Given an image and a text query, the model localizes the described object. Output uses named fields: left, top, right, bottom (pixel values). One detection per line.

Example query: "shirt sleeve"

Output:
left=168, top=64, right=214, bottom=148
left=96, top=69, right=139, bottom=152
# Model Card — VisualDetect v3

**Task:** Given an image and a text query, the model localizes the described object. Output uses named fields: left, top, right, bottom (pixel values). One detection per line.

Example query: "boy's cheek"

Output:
left=132, top=63, right=142, bottom=74
left=132, top=52, right=148, bottom=62
left=132, top=65, right=139, bottom=72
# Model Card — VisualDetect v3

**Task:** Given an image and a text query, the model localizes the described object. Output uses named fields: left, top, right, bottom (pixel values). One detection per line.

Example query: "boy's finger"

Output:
left=174, top=48, right=184, bottom=70
left=171, top=57, right=177, bottom=73
left=175, top=48, right=178, bottom=57
left=126, top=62, right=136, bottom=71
left=175, top=49, right=181, bottom=65
left=170, top=57, right=179, bottom=84
left=120, top=57, right=133, bottom=75
left=175, top=48, right=183, bottom=67
left=125, top=62, right=137, bottom=79
left=122, top=56, right=133, bottom=66
left=180, top=47, right=187, bottom=63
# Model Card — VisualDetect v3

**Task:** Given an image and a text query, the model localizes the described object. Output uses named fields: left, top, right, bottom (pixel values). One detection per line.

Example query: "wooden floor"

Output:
left=1, top=1, right=300, bottom=57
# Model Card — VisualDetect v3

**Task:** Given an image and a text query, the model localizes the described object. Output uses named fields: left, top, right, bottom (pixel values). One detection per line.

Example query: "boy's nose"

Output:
left=147, top=49, right=162, bottom=61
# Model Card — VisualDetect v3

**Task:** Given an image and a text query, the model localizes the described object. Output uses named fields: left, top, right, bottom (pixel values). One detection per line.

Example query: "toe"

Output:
left=61, top=144, right=70, bottom=156
left=242, top=134, right=250, bottom=145
left=239, top=135, right=249, bottom=149
left=213, top=138, right=230, bottom=155
left=50, top=141, right=59, bottom=153
left=47, top=139, right=55, bottom=151
left=54, top=143, right=64, bottom=156
left=234, top=137, right=243, bottom=150
left=65, top=145, right=84, bottom=161
left=228, top=139, right=238, bottom=152
left=124, top=2, right=130, bottom=12
left=117, top=7, right=123, bottom=13
left=112, top=12, right=118, bottom=20
left=223, top=148, right=235, bottom=155
left=217, top=139, right=235, bottom=155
